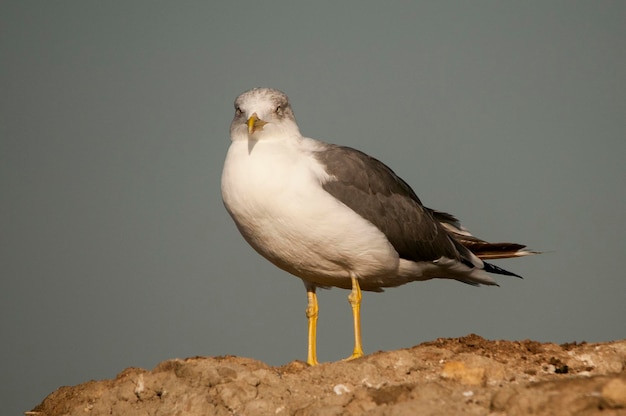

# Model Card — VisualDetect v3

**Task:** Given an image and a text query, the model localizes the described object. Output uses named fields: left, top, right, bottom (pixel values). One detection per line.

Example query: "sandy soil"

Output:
left=30, top=334, right=626, bottom=415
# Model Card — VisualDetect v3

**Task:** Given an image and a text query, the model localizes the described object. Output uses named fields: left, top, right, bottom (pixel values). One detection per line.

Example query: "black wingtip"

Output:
left=483, top=261, right=523, bottom=279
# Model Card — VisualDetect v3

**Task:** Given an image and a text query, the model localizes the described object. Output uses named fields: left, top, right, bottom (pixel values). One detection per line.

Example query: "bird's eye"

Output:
left=275, top=105, right=282, bottom=114
left=235, top=107, right=242, bottom=116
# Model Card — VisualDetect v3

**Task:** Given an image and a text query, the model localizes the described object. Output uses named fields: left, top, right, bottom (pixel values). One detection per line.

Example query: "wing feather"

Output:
left=315, top=144, right=468, bottom=263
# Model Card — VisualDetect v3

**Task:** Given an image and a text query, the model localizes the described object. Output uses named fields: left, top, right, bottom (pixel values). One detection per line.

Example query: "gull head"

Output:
left=230, top=88, right=301, bottom=142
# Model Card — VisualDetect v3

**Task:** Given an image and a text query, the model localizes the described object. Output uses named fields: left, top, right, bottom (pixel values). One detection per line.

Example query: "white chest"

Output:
left=221, top=139, right=398, bottom=283
left=222, top=139, right=328, bottom=226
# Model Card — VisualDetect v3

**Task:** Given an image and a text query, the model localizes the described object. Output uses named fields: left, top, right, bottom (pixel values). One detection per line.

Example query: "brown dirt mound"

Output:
left=29, top=335, right=626, bottom=416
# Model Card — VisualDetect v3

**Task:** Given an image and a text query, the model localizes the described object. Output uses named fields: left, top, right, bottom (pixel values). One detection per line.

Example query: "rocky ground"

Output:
left=30, top=335, right=626, bottom=416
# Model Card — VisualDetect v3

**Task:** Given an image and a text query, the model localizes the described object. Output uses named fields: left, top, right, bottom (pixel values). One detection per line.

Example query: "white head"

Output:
left=230, top=88, right=301, bottom=142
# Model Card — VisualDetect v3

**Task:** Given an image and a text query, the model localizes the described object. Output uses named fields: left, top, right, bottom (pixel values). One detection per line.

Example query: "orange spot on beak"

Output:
left=247, top=113, right=267, bottom=134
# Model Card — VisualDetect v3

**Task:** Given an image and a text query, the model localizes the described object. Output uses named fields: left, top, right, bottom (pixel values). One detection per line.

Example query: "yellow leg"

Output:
left=306, top=289, right=319, bottom=366
left=346, top=275, right=364, bottom=361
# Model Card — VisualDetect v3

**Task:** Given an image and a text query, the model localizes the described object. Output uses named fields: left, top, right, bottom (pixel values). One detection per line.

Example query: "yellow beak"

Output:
left=247, top=113, right=267, bottom=135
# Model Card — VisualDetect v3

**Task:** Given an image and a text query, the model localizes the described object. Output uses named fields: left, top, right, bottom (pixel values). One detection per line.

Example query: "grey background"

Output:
left=2, top=1, right=625, bottom=414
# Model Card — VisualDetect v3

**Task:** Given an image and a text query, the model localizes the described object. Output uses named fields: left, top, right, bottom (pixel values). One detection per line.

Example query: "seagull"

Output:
left=221, top=87, right=537, bottom=366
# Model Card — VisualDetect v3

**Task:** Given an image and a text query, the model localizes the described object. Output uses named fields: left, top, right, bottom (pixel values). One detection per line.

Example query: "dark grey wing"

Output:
left=314, top=144, right=466, bottom=263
